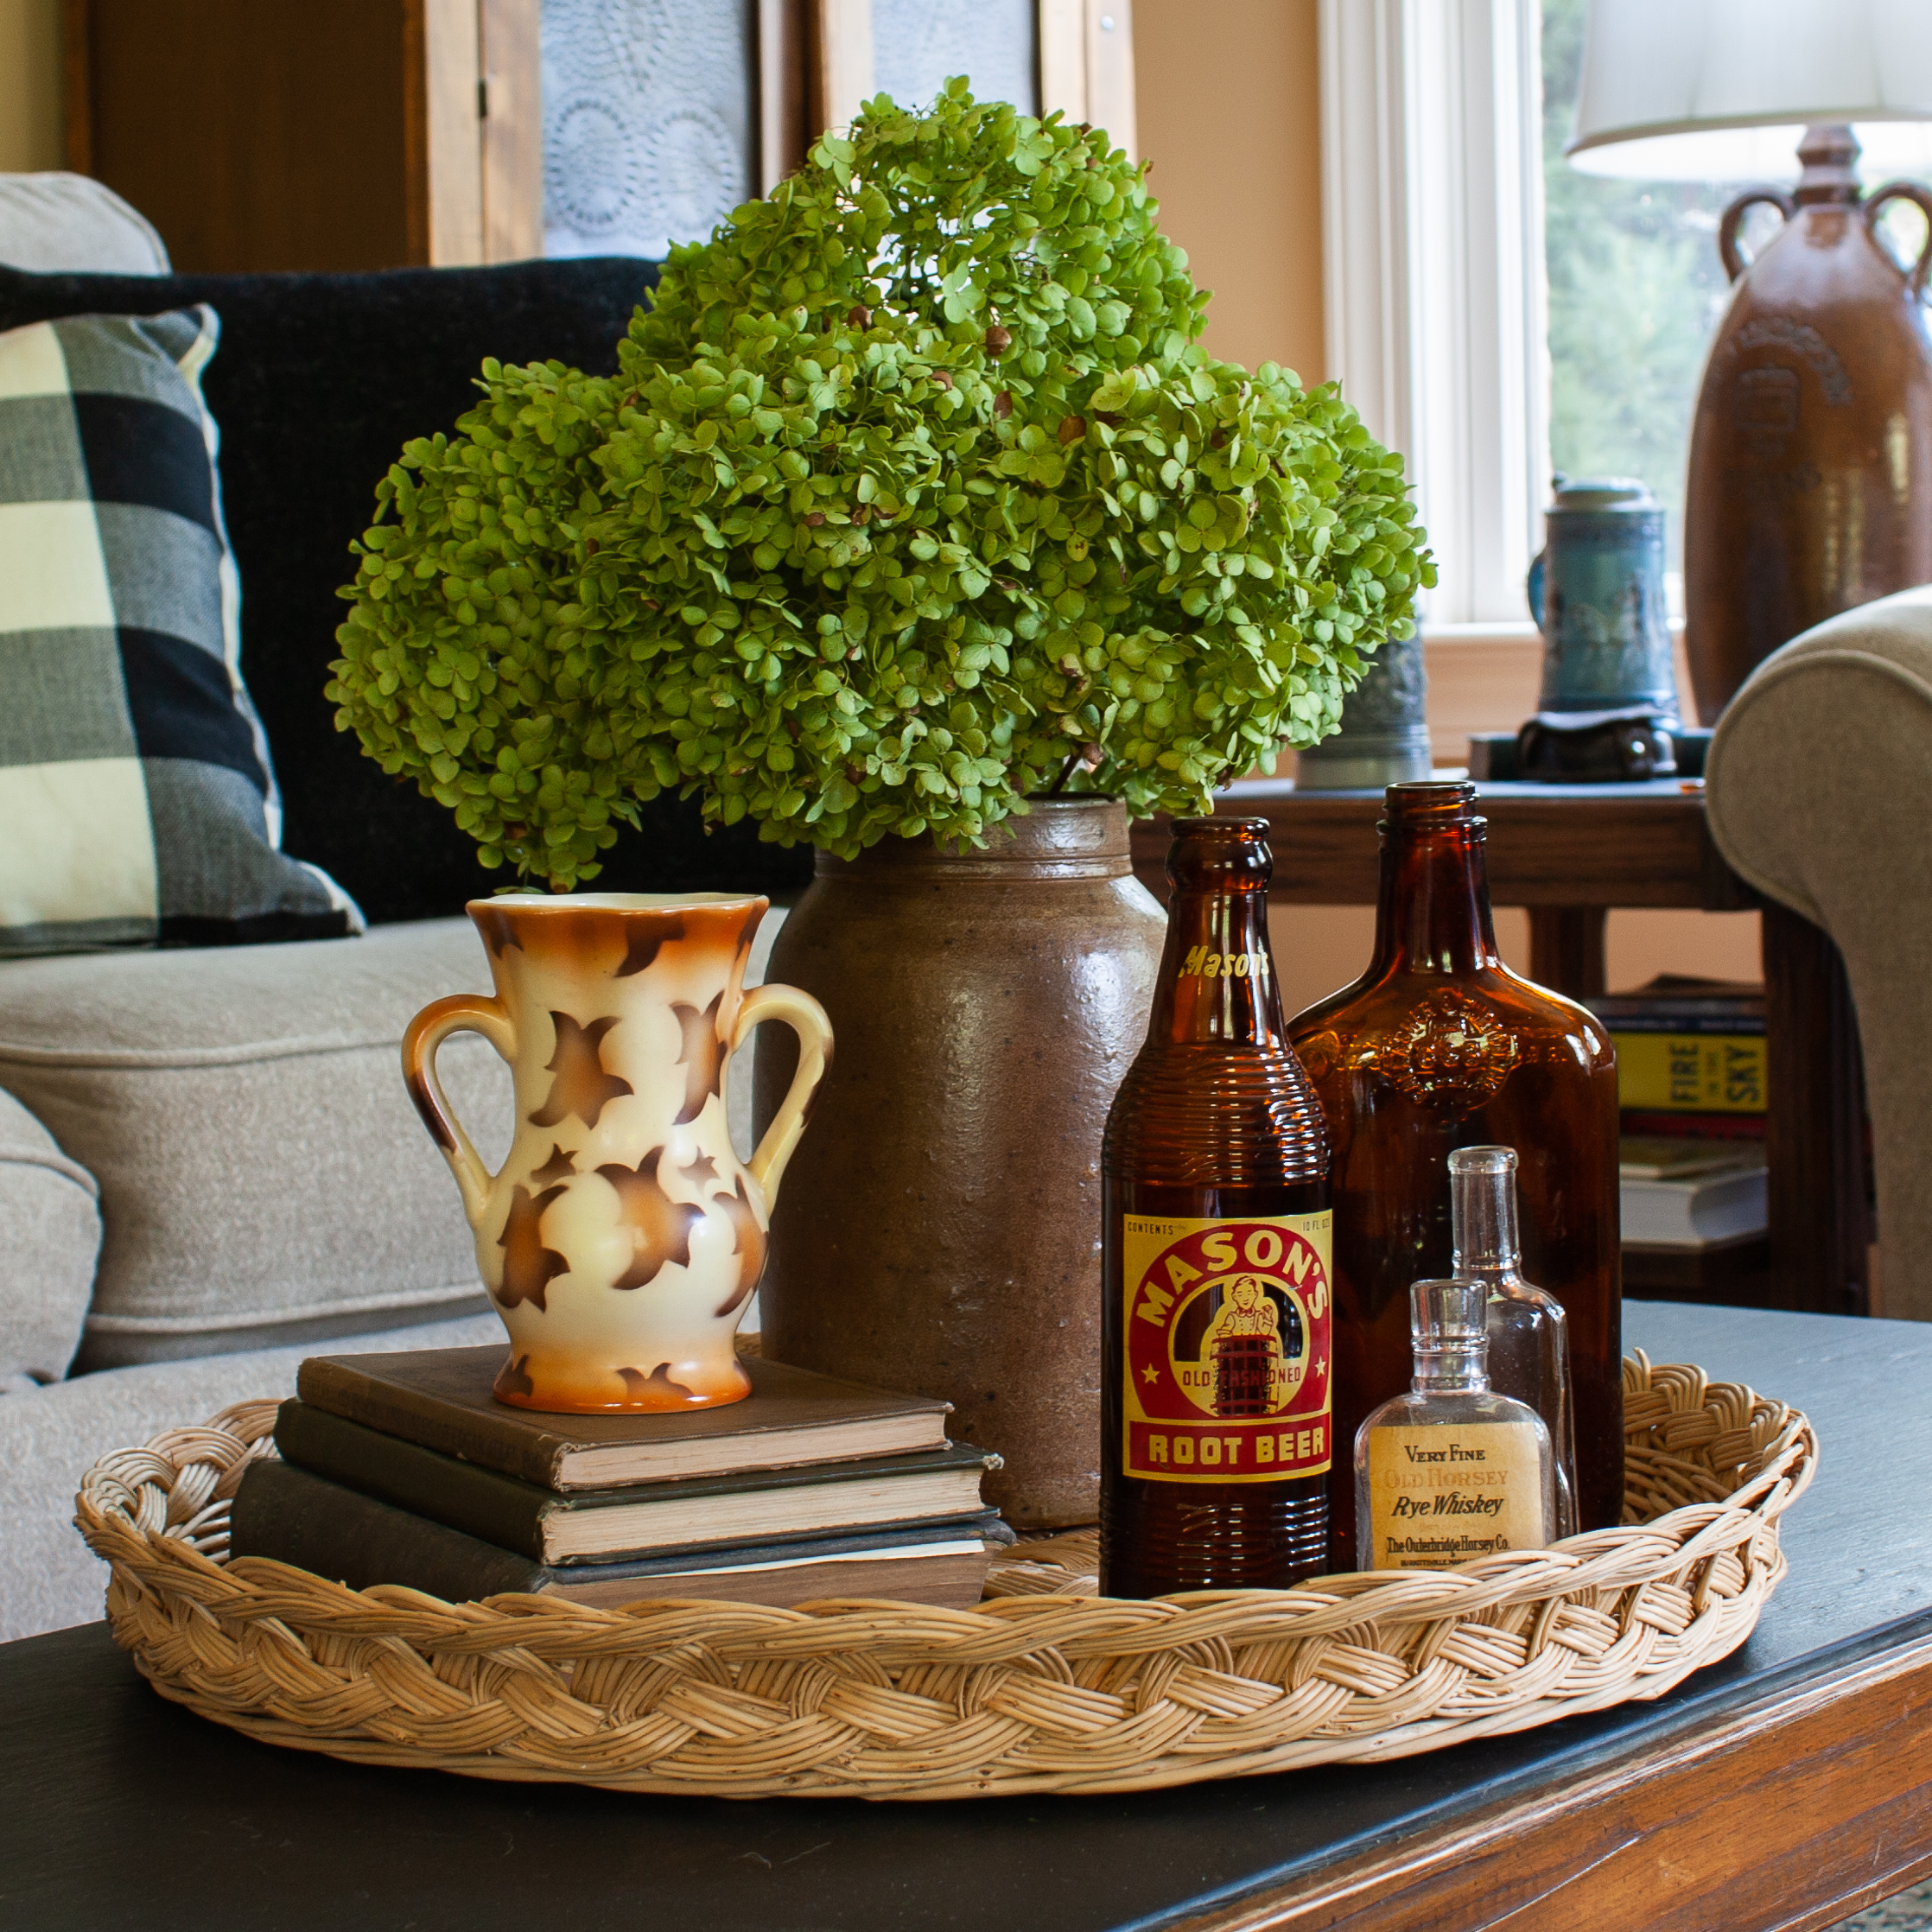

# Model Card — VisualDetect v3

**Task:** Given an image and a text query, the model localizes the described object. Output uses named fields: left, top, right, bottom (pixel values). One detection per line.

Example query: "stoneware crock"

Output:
left=403, top=893, right=831, bottom=1414
left=753, top=797, right=1166, bottom=1528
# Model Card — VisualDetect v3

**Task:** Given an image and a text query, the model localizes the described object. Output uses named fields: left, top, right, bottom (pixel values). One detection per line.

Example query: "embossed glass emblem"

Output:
left=1360, top=988, right=1523, bottom=1110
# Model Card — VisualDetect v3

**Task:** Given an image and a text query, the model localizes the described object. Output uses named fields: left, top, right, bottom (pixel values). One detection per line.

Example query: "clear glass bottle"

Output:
left=1100, top=818, right=1332, bottom=1598
left=1355, top=1279, right=1556, bottom=1571
left=1450, top=1146, right=1579, bottom=1539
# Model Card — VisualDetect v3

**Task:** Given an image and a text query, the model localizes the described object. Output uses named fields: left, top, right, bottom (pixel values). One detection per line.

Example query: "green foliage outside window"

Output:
left=1541, top=0, right=1732, bottom=570
left=329, top=83, right=1430, bottom=888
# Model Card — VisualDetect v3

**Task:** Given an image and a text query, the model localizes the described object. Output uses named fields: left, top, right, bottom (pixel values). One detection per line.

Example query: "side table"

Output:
left=1130, top=779, right=1871, bottom=1319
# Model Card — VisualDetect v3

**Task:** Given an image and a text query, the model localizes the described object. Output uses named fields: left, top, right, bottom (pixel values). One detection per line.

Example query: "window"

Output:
left=1539, top=0, right=1730, bottom=578
left=1321, top=0, right=1932, bottom=632
left=1319, top=0, right=1548, bottom=632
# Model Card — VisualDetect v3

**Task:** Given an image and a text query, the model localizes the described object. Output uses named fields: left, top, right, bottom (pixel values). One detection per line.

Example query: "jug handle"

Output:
left=1866, top=181, right=1932, bottom=296
left=1719, top=187, right=1795, bottom=283
left=402, top=995, right=518, bottom=1224
left=733, top=983, right=834, bottom=1205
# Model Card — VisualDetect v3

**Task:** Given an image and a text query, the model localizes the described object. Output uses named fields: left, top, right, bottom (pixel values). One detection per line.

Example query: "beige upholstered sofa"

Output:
left=0, top=915, right=782, bottom=1640
left=1706, top=585, right=1932, bottom=1324
left=0, top=175, right=791, bottom=1639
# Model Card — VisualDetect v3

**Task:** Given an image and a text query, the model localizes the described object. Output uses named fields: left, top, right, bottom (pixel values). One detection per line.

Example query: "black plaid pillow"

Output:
left=0, top=305, right=361, bottom=953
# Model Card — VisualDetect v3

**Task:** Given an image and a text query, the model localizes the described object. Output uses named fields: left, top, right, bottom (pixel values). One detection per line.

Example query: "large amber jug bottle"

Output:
left=1101, top=818, right=1332, bottom=1598
left=1287, top=782, right=1620, bottom=1568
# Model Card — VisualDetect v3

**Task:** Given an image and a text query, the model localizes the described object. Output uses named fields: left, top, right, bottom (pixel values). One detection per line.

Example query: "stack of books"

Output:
left=1619, top=1135, right=1769, bottom=1250
left=232, top=1345, right=1012, bottom=1609
left=1587, top=976, right=1767, bottom=1142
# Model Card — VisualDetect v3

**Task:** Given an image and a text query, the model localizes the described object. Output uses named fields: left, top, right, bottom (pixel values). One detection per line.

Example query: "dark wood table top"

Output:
left=3, top=1302, right=1926, bottom=1932
left=1128, top=776, right=1755, bottom=911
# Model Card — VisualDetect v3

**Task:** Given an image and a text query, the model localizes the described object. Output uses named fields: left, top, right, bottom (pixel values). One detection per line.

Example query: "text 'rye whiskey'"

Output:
left=1100, top=817, right=1332, bottom=1598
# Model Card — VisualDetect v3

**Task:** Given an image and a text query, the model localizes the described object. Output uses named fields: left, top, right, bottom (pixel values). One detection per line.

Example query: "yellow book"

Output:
left=1611, top=1030, right=1768, bottom=1114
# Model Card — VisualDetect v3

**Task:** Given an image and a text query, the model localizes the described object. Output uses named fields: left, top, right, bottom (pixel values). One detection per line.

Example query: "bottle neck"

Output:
left=1148, top=880, right=1287, bottom=1046
left=1370, top=819, right=1502, bottom=977
left=1451, top=1160, right=1522, bottom=1282
left=1413, top=1340, right=1490, bottom=1395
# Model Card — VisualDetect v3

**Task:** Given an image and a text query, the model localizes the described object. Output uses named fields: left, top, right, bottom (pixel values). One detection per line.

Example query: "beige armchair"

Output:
left=1706, top=586, right=1932, bottom=1321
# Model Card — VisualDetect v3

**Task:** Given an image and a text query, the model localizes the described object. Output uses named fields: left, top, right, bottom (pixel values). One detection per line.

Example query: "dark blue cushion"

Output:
left=0, top=257, right=813, bottom=922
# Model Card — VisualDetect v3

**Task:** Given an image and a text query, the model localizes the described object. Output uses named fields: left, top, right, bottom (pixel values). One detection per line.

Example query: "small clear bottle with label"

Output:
left=1451, top=1146, right=1579, bottom=1539
left=1354, top=1279, right=1555, bottom=1571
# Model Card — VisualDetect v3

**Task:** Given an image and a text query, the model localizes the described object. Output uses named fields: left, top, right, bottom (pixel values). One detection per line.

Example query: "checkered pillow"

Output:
left=0, top=305, right=361, bottom=953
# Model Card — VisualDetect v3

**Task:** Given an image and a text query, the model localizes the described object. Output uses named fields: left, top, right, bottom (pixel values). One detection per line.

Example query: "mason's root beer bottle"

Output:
left=1100, top=818, right=1332, bottom=1598
left=1287, top=782, right=1620, bottom=1572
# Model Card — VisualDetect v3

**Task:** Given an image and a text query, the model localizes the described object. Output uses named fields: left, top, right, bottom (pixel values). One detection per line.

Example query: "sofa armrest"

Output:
left=0, top=1086, right=101, bottom=1388
left=1707, top=586, right=1932, bottom=1319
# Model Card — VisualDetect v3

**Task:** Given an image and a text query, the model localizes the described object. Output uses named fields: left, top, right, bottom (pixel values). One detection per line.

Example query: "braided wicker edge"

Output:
left=74, top=1353, right=1816, bottom=1801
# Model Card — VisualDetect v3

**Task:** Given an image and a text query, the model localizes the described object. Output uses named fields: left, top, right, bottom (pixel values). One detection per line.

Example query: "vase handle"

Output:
left=734, top=983, right=833, bottom=1205
left=1866, top=181, right=1932, bottom=296
left=402, top=994, right=518, bottom=1224
left=1719, top=187, right=1795, bottom=283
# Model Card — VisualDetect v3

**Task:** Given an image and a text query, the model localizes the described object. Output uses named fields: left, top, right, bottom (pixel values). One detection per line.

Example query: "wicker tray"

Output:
left=73, top=1352, right=1814, bottom=1800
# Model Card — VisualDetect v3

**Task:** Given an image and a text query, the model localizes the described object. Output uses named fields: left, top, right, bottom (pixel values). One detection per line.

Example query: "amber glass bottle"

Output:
left=1287, top=782, right=1620, bottom=1570
left=1100, top=818, right=1332, bottom=1598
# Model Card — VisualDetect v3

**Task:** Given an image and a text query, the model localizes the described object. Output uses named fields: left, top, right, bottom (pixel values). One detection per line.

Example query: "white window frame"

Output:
left=1319, top=0, right=1548, bottom=638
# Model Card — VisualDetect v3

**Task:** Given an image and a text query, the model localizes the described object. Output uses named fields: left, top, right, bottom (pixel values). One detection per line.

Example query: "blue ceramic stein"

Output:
left=1527, top=478, right=1679, bottom=723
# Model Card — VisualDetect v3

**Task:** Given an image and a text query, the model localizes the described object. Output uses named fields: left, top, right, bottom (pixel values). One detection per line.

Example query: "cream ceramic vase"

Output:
left=403, top=893, right=831, bottom=1414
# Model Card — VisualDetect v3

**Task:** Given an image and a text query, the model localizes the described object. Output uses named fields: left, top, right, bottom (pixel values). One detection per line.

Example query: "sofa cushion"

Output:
left=0, top=257, right=812, bottom=924
left=0, top=305, right=362, bottom=955
left=0, top=1306, right=505, bottom=1643
left=0, top=172, right=169, bottom=275
left=0, top=918, right=511, bottom=1369
left=0, top=1087, right=101, bottom=1389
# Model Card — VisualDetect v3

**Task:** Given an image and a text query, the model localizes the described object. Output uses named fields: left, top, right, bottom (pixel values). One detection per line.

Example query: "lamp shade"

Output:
left=1567, top=0, right=1932, bottom=181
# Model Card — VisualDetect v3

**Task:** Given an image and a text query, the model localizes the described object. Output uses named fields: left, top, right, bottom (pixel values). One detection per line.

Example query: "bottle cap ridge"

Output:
left=1408, top=1277, right=1487, bottom=1347
left=1166, top=817, right=1273, bottom=889
left=1449, top=1146, right=1517, bottom=1178
left=1382, top=780, right=1480, bottom=830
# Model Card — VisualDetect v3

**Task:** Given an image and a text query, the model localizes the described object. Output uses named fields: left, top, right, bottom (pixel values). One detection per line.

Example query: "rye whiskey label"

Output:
left=1120, top=1212, right=1332, bottom=1484
left=1365, top=1423, right=1546, bottom=1568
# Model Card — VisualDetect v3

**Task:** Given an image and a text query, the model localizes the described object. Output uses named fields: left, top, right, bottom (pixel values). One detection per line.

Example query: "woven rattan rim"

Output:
left=73, top=1352, right=1815, bottom=1800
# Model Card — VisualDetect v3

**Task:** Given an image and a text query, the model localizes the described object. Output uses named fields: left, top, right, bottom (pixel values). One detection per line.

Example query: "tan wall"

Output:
left=1133, top=0, right=1324, bottom=384
left=0, top=0, right=61, bottom=173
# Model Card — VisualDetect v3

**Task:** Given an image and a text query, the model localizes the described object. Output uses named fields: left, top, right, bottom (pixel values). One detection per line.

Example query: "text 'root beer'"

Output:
left=1100, top=817, right=1332, bottom=1598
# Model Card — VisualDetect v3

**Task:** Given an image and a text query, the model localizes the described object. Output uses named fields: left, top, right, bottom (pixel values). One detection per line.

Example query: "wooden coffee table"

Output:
left=1133, top=779, right=1870, bottom=1320
left=2, top=1302, right=1925, bottom=1932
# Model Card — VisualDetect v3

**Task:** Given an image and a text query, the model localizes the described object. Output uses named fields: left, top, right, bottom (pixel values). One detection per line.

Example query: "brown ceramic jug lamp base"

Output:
left=1685, top=124, right=1932, bottom=721
left=753, top=797, right=1167, bottom=1530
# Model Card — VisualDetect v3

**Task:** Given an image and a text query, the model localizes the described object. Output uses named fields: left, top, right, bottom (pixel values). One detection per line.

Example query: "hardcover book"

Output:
left=1588, top=977, right=1768, bottom=1125
left=1620, top=1163, right=1769, bottom=1249
left=231, top=1459, right=1014, bottom=1610
left=295, top=1345, right=950, bottom=1491
left=273, top=1400, right=1000, bottom=1565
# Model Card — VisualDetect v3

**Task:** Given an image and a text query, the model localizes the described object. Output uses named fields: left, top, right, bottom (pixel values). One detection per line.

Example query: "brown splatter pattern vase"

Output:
left=753, top=798, right=1166, bottom=1528
left=404, top=893, right=831, bottom=1414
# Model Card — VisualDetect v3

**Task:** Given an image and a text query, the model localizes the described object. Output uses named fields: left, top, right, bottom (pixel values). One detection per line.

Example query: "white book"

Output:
left=1621, top=1165, right=1768, bottom=1247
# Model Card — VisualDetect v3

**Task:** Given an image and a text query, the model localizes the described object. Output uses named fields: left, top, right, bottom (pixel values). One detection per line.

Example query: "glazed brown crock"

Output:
left=752, top=797, right=1166, bottom=1528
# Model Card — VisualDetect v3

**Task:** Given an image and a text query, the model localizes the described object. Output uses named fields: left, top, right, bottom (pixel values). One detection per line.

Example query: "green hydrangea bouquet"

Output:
left=330, top=82, right=1432, bottom=888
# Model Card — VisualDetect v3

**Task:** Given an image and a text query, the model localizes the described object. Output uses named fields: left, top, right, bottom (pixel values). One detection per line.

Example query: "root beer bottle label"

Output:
left=1100, top=818, right=1332, bottom=1598
left=1121, top=1213, right=1331, bottom=1481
